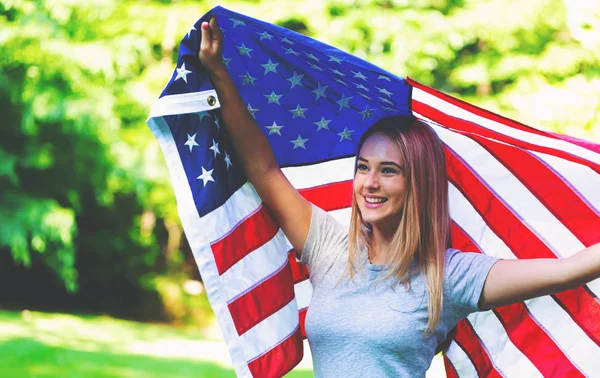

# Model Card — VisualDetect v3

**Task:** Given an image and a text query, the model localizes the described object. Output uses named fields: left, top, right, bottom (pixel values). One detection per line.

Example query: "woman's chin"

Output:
left=360, top=211, right=401, bottom=231
left=361, top=213, right=385, bottom=226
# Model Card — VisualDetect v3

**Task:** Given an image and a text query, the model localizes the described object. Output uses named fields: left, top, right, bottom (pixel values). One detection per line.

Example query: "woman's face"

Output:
left=353, top=132, right=408, bottom=230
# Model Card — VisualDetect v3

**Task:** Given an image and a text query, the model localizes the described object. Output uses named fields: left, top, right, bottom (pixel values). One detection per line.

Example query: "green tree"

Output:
left=0, top=0, right=597, bottom=323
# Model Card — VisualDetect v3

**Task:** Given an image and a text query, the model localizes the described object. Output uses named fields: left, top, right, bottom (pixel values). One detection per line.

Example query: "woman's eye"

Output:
left=382, top=168, right=397, bottom=174
left=357, top=164, right=368, bottom=171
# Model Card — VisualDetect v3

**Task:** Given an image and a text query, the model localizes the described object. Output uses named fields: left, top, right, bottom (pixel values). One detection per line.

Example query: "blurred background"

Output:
left=1, top=0, right=598, bottom=377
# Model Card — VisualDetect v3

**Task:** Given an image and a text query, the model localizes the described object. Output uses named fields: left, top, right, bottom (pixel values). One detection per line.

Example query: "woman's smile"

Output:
left=363, top=195, right=388, bottom=208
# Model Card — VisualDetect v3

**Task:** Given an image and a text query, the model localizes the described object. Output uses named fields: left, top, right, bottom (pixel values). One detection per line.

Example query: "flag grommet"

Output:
left=207, top=96, right=217, bottom=106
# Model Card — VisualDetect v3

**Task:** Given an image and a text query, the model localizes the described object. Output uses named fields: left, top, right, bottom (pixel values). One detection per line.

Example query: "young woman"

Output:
left=198, top=16, right=600, bottom=377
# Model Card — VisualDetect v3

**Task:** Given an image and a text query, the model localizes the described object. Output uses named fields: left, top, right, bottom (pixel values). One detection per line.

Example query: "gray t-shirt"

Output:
left=300, top=204, right=499, bottom=378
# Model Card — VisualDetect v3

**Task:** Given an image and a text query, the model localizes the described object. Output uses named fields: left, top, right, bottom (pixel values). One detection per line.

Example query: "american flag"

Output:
left=147, top=6, right=600, bottom=378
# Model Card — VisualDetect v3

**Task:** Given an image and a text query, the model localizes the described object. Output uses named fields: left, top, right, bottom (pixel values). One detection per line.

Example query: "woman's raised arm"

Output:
left=478, top=242, right=600, bottom=310
left=198, top=17, right=312, bottom=254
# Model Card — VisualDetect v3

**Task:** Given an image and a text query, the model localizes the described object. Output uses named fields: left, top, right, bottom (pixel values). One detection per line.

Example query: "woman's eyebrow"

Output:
left=381, top=161, right=403, bottom=169
left=357, top=157, right=403, bottom=169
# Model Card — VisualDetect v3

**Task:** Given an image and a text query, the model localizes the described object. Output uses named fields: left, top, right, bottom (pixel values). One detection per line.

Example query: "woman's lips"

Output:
left=363, top=196, right=387, bottom=209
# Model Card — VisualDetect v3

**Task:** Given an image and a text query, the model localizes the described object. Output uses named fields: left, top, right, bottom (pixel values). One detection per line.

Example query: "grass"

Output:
left=0, top=310, right=313, bottom=378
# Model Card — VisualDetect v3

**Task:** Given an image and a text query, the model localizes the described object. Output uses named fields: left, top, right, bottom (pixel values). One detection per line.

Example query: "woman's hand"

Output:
left=199, top=16, right=226, bottom=76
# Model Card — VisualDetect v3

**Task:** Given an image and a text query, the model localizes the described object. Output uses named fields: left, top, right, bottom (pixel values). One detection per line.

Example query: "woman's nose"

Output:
left=364, top=171, right=380, bottom=189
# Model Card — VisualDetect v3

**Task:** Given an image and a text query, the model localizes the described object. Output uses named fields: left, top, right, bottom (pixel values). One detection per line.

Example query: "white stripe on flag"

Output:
left=282, top=156, right=354, bottom=189
left=294, top=279, right=313, bottom=310
left=243, top=296, right=299, bottom=363
left=448, top=183, right=517, bottom=260
left=531, top=151, right=600, bottom=214
left=148, top=90, right=221, bottom=119
left=413, top=88, right=600, bottom=165
left=445, top=340, right=480, bottom=378
left=221, top=229, right=289, bottom=303
left=524, top=296, right=600, bottom=375
left=205, top=183, right=263, bottom=245
left=467, top=312, right=542, bottom=377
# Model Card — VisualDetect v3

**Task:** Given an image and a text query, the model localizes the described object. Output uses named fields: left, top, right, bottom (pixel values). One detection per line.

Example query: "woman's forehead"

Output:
left=358, top=133, right=404, bottom=163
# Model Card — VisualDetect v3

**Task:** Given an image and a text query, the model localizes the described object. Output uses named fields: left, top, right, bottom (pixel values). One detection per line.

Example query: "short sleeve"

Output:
left=299, top=203, right=348, bottom=272
left=445, top=249, right=500, bottom=319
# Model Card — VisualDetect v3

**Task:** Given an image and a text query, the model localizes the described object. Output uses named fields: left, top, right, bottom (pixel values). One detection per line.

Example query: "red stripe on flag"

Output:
left=299, top=307, right=308, bottom=339
left=451, top=221, right=480, bottom=253
left=464, top=132, right=600, bottom=247
left=409, top=77, right=578, bottom=145
left=549, top=131, right=600, bottom=154
left=299, top=180, right=353, bottom=211
left=445, top=147, right=600, bottom=346
left=412, top=76, right=600, bottom=156
left=211, top=205, right=279, bottom=275
left=494, top=303, right=585, bottom=377
left=453, top=321, right=502, bottom=378
left=288, top=250, right=310, bottom=283
left=248, top=326, right=303, bottom=378
left=228, top=262, right=295, bottom=336
left=413, top=100, right=600, bottom=174
left=443, top=355, right=459, bottom=378
left=553, top=288, right=600, bottom=345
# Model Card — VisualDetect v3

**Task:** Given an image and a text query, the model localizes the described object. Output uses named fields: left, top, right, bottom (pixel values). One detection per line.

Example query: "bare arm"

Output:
left=479, top=242, right=600, bottom=309
left=198, top=17, right=312, bottom=253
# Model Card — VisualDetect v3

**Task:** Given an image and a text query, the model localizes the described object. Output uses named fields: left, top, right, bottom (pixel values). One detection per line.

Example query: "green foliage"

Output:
left=0, top=310, right=314, bottom=377
left=0, top=0, right=598, bottom=323
left=0, top=0, right=175, bottom=293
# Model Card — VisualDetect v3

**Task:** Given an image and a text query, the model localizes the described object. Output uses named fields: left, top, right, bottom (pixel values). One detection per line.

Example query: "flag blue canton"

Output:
left=160, top=6, right=412, bottom=217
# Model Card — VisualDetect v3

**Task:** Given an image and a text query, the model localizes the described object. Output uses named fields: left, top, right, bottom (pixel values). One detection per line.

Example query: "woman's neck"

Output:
left=369, top=225, right=396, bottom=264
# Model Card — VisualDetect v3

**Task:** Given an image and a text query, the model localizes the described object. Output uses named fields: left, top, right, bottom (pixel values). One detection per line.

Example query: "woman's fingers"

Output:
left=210, top=16, right=223, bottom=41
left=198, top=17, right=225, bottom=73
left=200, top=21, right=211, bottom=54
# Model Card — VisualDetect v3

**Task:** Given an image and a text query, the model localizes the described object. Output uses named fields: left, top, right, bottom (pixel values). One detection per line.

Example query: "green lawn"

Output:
left=0, top=310, right=313, bottom=378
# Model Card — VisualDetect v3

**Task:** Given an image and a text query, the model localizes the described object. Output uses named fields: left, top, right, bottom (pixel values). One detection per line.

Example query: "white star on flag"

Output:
left=337, top=127, right=354, bottom=141
left=289, top=104, right=307, bottom=119
left=352, top=71, right=368, bottom=80
left=290, top=135, right=308, bottom=150
left=257, top=31, right=273, bottom=40
left=230, top=18, right=246, bottom=28
left=287, top=72, right=304, bottom=88
left=336, top=93, right=352, bottom=112
left=313, top=83, right=328, bottom=101
left=264, top=91, right=282, bottom=105
left=224, top=152, right=233, bottom=170
left=209, top=139, right=220, bottom=157
left=196, top=167, right=215, bottom=187
left=261, top=59, right=279, bottom=74
left=175, top=63, right=192, bottom=83
left=246, top=103, right=260, bottom=118
left=284, top=48, right=299, bottom=56
left=265, top=121, right=284, bottom=135
left=237, top=43, right=252, bottom=57
left=315, top=117, right=331, bottom=131
left=377, top=87, right=393, bottom=97
left=184, top=133, right=199, bottom=152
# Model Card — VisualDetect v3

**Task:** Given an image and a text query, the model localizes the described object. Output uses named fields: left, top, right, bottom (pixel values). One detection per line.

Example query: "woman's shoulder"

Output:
left=444, top=248, right=498, bottom=270
left=442, top=248, right=500, bottom=315
left=442, top=248, right=500, bottom=293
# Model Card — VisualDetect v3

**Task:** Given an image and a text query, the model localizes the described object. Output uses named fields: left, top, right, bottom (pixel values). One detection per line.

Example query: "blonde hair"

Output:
left=346, top=116, right=450, bottom=335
